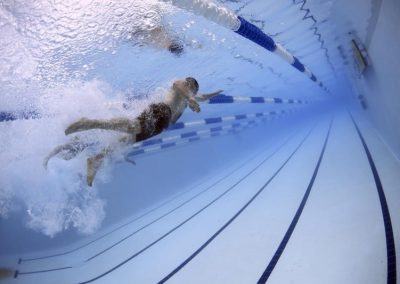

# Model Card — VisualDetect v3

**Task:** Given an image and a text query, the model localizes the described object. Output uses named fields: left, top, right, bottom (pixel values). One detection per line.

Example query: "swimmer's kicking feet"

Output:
left=55, top=78, right=222, bottom=186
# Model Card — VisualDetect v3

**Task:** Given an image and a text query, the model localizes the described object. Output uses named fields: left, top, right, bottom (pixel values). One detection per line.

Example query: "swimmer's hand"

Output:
left=188, top=99, right=200, bottom=112
left=195, top=90, right=224, bottom=102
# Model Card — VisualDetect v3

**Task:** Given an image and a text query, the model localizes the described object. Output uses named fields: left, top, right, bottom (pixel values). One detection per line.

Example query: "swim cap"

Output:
left=185, top=77, right=199, bottom=94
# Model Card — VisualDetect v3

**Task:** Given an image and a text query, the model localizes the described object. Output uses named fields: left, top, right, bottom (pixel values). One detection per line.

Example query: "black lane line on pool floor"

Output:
left=14, top=129, right=298, bottom=279
left=18, top=118, right=269, bottom=264
left=157, top=120, right=323, bottom=283
left=75, top=125, right=314, bottom=284
left=18, top=178, right=210, bottom=264
left=257, top=117, right=333, bottom=284
left=349, top=113, right=396, bottom=284
left=18, top=117, right=275, bottom=264
left=85, top=132, right=297, bottom=262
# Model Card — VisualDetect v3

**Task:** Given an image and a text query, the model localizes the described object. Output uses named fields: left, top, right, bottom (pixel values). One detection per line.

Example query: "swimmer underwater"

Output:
left=44, top=78, right=223, bottom=187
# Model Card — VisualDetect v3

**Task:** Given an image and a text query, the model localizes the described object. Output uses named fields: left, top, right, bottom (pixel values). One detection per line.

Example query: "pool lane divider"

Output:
left=126, top=107, right=300, bottom=160
left=203, top=95, right=310, bottom=105
left=157, top=121, right=320, bottom=283
left=167, top=108, right=299, bottom=131
left=166, top=0, right=329, bottom=92
left=132, top=107, right=299, bottom=149
left=14, top=129, right=298, bottom=279
left=126, top=121, right=258, bottom=160
left=257, top=117, right=333, bottom=283
left=0, top=110, right=41, bottom=122
left=349, top=113, right=396, bottom=284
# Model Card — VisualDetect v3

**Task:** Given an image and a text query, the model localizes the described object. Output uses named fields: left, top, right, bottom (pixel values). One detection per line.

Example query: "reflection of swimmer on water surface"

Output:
left=131, top=25, right=184, bottom=55
left=45, top=78, right=222, bottom=187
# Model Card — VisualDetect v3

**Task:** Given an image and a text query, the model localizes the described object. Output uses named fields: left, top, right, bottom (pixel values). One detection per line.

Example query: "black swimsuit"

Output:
left=135, top=103, right=172, bottom=142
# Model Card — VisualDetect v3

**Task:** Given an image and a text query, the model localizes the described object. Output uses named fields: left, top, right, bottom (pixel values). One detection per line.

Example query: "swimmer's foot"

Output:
left=86, top=155, right=103, bottom=187
left=65, top=118, right=90, bottom=135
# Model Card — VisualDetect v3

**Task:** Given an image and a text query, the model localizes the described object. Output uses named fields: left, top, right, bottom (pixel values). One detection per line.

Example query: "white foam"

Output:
left=0, top=79, right=151, bottom=237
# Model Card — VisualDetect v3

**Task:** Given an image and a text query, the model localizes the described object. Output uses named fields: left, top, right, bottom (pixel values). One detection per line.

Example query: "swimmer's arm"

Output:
left=195, top=90, right=224, bottom=102
left=173, top=81, right=200, bottom=112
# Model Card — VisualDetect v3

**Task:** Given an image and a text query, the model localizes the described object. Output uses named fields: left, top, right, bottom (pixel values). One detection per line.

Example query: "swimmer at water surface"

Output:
left=132, top=25, right=184, bottom=55
left=45, top=78, right=222, bottom=187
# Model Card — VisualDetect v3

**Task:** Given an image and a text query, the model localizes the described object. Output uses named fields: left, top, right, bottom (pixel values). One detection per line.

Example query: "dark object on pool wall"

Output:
left=351, top=38, right=368, bottom=74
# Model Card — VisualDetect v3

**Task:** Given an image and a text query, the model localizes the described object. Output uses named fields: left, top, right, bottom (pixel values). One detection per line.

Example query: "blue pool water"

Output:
left=0, top=0, right=399, bottom=283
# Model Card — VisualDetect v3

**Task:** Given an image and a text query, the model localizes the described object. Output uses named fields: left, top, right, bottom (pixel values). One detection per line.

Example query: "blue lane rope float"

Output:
left=130, top=107, right=299, bottom=151
left=126, top=124, right=249, bottom=161
left=167, top=108, right=298, bottom=131
left=166, top=0, right=329, bottom=92
left=127, top=118, right=266, bottom=158
left=0, top=110, right=41, bottom=122
left=203, top=95, right=310, bottom=104
left=125, top=108, right=299, bottom=160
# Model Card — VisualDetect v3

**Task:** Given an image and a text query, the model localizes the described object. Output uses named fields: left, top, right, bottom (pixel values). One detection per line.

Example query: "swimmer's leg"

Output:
left=44, top=138, right=90, bottom=169
left=87, top=149, right=109, bottom=187
left=65, top=118, right=140, bottom=135
left=86, top=135, right=135, bottom=186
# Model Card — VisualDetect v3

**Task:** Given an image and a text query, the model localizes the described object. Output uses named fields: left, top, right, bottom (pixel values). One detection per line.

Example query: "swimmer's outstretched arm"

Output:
left=172, top=81, right=201, bottom=112
left=195, top=90, right=224, bottom=102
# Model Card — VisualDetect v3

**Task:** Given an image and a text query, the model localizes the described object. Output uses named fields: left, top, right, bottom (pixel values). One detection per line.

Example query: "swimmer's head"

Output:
left=185, top=77, right=199, bottom=94
left=168, top=41, right=184, bottom=55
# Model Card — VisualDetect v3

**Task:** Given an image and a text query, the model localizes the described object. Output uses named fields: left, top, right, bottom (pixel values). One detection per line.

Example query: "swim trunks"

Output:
left=136, top=103, right=172, bottom=142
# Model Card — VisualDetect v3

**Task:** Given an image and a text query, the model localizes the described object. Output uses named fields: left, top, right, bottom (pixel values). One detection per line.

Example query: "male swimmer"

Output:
left=45, top=78, right=222, bottom=186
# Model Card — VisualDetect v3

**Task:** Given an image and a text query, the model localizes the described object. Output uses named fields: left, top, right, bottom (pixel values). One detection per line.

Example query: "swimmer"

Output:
left=131, top=25, right=184, bottom=55
left=46, top=78, right=222, bottom=186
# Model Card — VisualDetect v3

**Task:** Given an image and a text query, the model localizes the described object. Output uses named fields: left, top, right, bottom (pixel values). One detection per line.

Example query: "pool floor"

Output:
left=3, top=109, right=399, bottom=284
